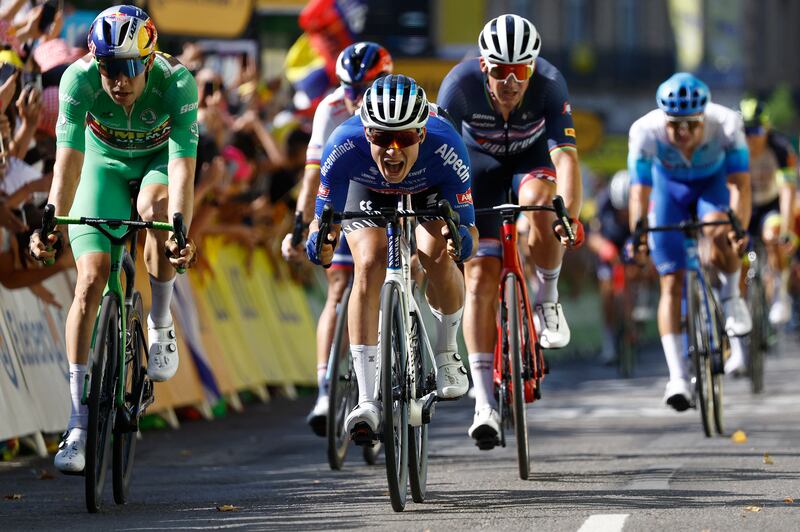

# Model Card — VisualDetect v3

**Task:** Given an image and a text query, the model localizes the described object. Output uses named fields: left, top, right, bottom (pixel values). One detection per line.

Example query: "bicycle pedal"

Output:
left=534, top=387, right=542, bottom=400
left=60, top=469, right=86, bottom=477
left=474, top=436, right=500, bottom=451
left=350, top=423, right=378, bottom=446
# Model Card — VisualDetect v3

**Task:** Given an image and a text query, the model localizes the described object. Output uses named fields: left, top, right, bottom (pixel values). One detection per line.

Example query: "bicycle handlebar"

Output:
left=172, top=213, right=187, bottom=274
left=474, top=195, right=575, bottom=245
left=290, top=211, right=306, bottom=247
left=631, top=209, right=745, bottom=254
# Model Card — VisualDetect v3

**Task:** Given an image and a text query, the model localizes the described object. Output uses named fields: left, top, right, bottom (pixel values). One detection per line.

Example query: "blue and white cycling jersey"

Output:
left=627, top=102, right=750, bottom=275
left=628, top=102, right=749, bottom=186
left=314, top=112, right=476, bottom=227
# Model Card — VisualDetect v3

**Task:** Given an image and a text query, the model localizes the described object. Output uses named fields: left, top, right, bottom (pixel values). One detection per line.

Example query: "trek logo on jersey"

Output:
left=562, top=102, right=572, bottom=115
left=456, top=188, right=473, bottom=205
left=318, top=184, right=330, bottom=198
left=434, top=144, right=470, bottom=183
left=320, top=139, right=356, bottom=176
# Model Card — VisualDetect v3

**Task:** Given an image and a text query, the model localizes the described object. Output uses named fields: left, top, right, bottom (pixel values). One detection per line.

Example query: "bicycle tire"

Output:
left=408, top=310, right=430, bottom=503
left=113, top=291, right=145, bottom=504
left=380, top=281, right=409, bottom=512
left=746, top=273, right=765, bottom=394
left=617, top=322, right=635, bottom=379
left=706, top=285, right=726, bottom=435
left=85, top=293, right=119, bottom=513
left=687, top=277, right=714, bottom=438
left=327, top=286, right=355, bottom=471
left=505, top=275, right=530, bottom=480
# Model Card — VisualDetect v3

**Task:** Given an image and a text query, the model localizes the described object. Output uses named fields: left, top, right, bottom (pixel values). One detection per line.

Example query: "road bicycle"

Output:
left=474, top=196, right=573, bottom=480
left=317, top=196, right=460, bottom=511
left=744, top=239, right=771, bottom=394
left=632, top=211, right=744, bottom=437
left=40, top=187, right=186, bottom=512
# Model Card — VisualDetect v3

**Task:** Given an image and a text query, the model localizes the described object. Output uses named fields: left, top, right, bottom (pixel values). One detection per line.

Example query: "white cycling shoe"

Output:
left=306, top=395, right=329, bottom=438
left=434, top=352, right=469, bottom=399
left=722, top=297, right=752, bottom=337
left=54, top=428, right=86, bottom=474
left=663, top=378, right=692, bottom=412
left=535, top=302, right=571, bottom=349
left=468, top=406, right=501, bottom=450
left=345, top=401, right=381, bottom=444
left=147, top=315, right=179, bottom=382
left=769, top=294, right=792, bottom=326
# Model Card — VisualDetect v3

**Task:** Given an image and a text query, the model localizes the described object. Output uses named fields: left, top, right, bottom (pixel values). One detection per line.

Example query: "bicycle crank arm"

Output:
left=408, top=392, right=438, bottom=427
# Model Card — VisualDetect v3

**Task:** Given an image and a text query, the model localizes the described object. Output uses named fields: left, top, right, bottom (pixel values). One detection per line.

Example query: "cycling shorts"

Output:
left=649, top=173, right=729, bottom=275
left=331, top=233, right=353, bottom=270
left=340, top=181, right=445, bottom=236
left=69, top=148, right=169, bottom=259
left=469, top=137, right=555, bottom=259
left=748, top=196, right=781, bottom=236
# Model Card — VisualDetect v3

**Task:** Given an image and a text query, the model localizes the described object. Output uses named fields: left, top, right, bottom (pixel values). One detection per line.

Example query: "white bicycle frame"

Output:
left=375, top=194, right=438, bottom=427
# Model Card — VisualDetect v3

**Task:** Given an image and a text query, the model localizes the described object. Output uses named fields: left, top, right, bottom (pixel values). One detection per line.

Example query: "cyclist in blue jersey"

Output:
left=627, top=73, right=752, bottom=411
left=437, top=14, right=584, bottom=446
left=307, top=74, right=478, bottom=437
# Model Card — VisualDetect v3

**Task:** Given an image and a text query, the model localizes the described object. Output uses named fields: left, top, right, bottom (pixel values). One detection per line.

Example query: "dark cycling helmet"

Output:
left=360, top=74, right=429, bottom=131
left=656, top=73, right=710, bottom=116
left=740, top=97, right=770, bottom=129
left=335, top=42, right=393, bottom=85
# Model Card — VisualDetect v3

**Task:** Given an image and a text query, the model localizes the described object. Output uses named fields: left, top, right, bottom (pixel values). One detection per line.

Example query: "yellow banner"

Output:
left=147, top=0, right=254, bottom=38
left=668, top=0, right=704, bottom=72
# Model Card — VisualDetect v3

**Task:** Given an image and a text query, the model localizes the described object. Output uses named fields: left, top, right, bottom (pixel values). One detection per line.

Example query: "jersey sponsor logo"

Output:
left=190, top=122, right=200, bottom=138
left=434, top=143, right=470, bottom=183
left=320, top=138, right=356, bottom=176
left=359, top=200, right=373, bottom=211
left=318, top=184, right=330, bottom=198
left=87, top=114, right=171, bottom=151
left=456, top=187, right=473, bottom=205
left=140, top=109, right=157, bottom=125
left=562, top=102, right=572, bottom=115
left=179, top=102, right=198, bottom=114
left=471, top=113, right=495, bottom=121
left=564, top=127, right=576, bottom=137
left=59, top=93, right=80, bottom=106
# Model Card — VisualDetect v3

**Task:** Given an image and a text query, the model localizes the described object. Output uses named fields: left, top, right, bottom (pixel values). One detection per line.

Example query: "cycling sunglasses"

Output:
left=97, top=55, right=151, bottom=79
left=365, top=128, right=422, bottom=149
left=341, top=81, right=369, bottom=102
left=486, top=61, right=534, bottom=82
left=665, top=115, right=704, bottom=131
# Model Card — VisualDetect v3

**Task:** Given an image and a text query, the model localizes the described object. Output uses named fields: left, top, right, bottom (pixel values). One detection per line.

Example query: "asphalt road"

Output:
left=2, top=335, right=799, bottom=531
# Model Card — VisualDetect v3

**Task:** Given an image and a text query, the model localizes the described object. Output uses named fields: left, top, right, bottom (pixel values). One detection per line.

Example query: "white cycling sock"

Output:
left=351, top=344, right=378, bottom=403
left=149, top=275, right=175, bottom=327
left=718, top=269, right=741, bottom=301
left=317, top=364, right=328, bottom=397
left=534, top=264, right=561, bottom=304
left=430, top=306, right=463, bottom=353
left=469, top=352, right=497, bottom=410
left=68, top=363, right=88, bottom=431
left=661, top=333, right=688, bottom=381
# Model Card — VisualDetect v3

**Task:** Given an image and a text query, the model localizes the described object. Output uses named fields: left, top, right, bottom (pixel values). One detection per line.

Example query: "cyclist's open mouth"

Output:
left=382, top=157, right=405, bottom=180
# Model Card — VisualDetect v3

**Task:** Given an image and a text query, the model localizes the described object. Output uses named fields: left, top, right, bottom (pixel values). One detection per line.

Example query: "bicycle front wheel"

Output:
left=746, top=273, right=765, bottom=394
left=85, top=293, right=120, bottom=513
left=706, top=284, right=727, bottom=435
left=408, top=309, right=431, bottom=503
left=687, top=278, right=714, bottom=438
left=113, top=291, right=145, bottom=504
left=327, top=287, right=356, bottom=471
left=380, top=281, right=409, bottom=512
left=504, top=275, right=530, bottom=480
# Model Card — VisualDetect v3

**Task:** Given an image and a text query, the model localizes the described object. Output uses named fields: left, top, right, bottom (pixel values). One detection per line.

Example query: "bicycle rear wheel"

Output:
left=687, top=278, right=714, bottom=438
left=85, top=293, right=119, bottom=513
left=380, top=282, right=409, bottom=512
left=408, top=310, right=431, bottom=503
left=746, top=272, right=766, bottom=394
left=327, top=287, right=356, bottom=471
left=504, top=275, right=530, bottom=480
left=113, top=291, right=145, bottom=504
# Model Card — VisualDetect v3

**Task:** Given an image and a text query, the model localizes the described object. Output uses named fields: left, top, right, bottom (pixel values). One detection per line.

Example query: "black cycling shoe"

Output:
left=306, top=413, right=326, bottom=437
left=666, top=393, right=691, bottom=412
left=350, top=422, right=378, bottom=446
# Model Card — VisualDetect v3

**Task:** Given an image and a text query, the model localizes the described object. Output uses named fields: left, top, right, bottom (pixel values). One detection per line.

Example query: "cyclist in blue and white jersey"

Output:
left=627, top=73, right=752, bottom=411
left=306, top=75, right=478, bottom=439
left=437, top=14, right=584, bottom=446
left=281, top=42, right=393, bottom=437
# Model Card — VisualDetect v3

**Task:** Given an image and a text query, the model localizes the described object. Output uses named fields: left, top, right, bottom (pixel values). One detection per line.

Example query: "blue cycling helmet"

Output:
left=335, top=42, right=393, bottom=85
left=88, top=5, right=157, bottom=60
left=656, top=73, right=710, bottom=116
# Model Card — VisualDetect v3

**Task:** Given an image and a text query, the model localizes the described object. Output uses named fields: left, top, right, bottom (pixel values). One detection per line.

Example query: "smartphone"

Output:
left=37, top=0, right=61, bottom=33
left=0, top=63, right=18, bottom=85
left=203, top=80, right=217, bottom=96
left=22, top=71, right=42, bottom=93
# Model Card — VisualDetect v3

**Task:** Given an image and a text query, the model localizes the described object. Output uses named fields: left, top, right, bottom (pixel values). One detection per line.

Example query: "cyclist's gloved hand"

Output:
left=306, top=230, right=336, bottom=266
left=623, top=234, right=648, bottom=264
left=457, top=224, right=473, bottom=262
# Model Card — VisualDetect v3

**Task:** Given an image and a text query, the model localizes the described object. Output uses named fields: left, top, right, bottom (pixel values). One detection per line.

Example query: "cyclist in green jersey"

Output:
left=28, top=5, right=198, bottom=474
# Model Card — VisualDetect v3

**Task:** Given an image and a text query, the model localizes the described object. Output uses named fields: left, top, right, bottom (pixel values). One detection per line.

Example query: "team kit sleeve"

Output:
left=770, top=133, right=799, bottom=186
left=436, top=68, right=468, bottom=135
left=722, top=111, right=749, bottom=175
left=305, top=101, right=330, bottom=168
left=436, top=130, right=476, bottom=228
left=543, top=71, right=578, bottom=153
left=55, top=62, right=97, bottom=153
left=627, top=118, right=655, bottom=187
left=165, top=68, right=200, bottom=160
left=314, top=132, right=353, bottom=219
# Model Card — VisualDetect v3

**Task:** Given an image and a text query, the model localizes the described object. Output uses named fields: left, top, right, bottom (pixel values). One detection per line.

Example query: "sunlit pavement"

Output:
left=2, top=333, right=799, bottom=531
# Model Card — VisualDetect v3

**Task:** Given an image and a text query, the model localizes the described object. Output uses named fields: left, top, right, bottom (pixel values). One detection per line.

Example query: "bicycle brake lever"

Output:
left=317, top=204, right=335, bottom=268
left=41, top=203, right=56, bottom=266
left=437, top=199, right=461, bottom=260
left=552, top=195, right=575, bottom=244
left=172, top=212, right=187, bottom=274
left=727, top=208, right=745, bottom=240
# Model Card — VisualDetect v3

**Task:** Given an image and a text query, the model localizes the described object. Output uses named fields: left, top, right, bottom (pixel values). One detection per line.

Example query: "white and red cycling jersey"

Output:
left=306, top=86, right=353, bottom=168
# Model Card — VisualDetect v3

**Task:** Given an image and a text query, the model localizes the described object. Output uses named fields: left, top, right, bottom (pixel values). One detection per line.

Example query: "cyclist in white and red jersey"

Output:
left=281, top=42, right=393, bottom=436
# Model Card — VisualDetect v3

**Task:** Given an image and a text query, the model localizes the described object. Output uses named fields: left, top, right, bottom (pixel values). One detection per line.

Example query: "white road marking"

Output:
left=577, top=514, right=629, bottom=532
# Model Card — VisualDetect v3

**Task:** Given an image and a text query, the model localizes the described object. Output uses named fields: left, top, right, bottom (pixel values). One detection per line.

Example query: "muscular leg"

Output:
left=657, top=270, right=690, bottom=390
left=316, top=267, right=351, bottom=393
left=464, top=256, right=501, bottom=411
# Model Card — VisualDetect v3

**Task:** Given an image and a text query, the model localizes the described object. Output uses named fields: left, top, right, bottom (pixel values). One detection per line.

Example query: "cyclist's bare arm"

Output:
left=30, top=147, right=84, bottom=261
left=726, top=171, right=751, bottom=228
left=165, top=156, right=197, bottom=268
left=282, top=164, right=320, bottom=261
left=779, top=175, right=797, bottom=237
left=552, top=148, right=582, bottom=219
left=628, top=183, right=651, bottom=232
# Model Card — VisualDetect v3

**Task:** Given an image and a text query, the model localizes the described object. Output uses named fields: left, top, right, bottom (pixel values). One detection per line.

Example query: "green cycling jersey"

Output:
left=56, top=51, right=199, bottom=160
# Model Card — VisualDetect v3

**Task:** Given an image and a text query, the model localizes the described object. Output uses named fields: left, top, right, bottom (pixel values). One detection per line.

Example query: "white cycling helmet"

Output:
left=360, top=74, right=429, bottom=131
left=609, top=170, right=631, bottom=211
left=479, top=14, right=540, bottom=65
